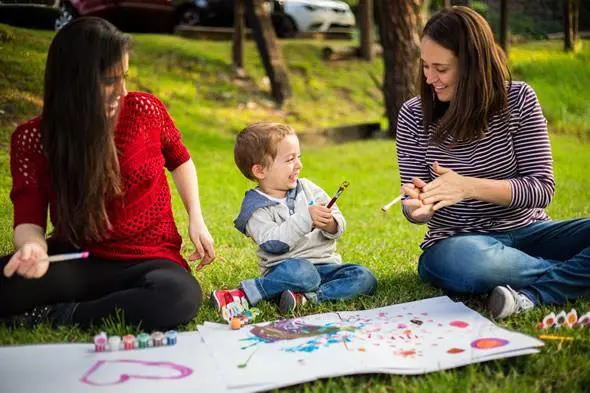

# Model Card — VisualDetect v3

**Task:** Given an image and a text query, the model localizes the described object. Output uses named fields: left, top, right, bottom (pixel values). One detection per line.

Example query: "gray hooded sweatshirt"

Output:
left=234, top=178, right=346, bottom=274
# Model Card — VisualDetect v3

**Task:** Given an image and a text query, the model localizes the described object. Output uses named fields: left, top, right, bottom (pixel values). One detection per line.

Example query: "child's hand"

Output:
left=3, top=242, right=50, bottom=279
left=308, top=204, right=337, bottom=233
left=188, top=219, right=216, bottom=271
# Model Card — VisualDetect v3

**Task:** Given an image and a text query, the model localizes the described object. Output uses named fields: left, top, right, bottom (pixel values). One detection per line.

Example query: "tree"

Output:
left=499, top=0, right=508, bottom=53
left=376, top=0, right=423, bottom=138
left=563, top=0, right=580, bottom=52
left=245, top=0, right=292, bottom=105
left=359, top=0, right=374, bottom=61
left=232, top=0, right=245, bottom=69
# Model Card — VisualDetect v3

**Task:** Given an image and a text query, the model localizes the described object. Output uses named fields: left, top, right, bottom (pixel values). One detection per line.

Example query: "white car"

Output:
left=274, top=0, right=355, bottom=37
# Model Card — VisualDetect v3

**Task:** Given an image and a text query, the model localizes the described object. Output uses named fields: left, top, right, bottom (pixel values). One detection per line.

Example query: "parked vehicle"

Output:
left=0, top=0, right=355, bottom=37
left=0, top=0, right=204, bottom=32
left=193, top=0, right=356, bottom=38
left=274, top=0, right=355, bottom=38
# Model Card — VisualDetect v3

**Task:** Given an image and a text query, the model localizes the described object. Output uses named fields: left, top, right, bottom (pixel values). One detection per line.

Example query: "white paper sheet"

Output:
left=0, top=297, right=544, bottom=393
left=198, top=296, right=543, bottom=390
left=0, top=331, right=232, bottom=393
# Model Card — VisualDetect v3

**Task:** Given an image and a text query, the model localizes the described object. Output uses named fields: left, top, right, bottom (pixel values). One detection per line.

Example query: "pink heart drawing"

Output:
left=80, top=359, right=193, bottom=386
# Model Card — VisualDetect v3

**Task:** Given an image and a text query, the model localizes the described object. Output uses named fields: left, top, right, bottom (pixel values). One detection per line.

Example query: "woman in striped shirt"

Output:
left=395, top=6, right=590, bottom=319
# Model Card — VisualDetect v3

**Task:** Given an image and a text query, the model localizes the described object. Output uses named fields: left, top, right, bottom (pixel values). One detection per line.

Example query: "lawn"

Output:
left=0, top=24, right=589, bottom=392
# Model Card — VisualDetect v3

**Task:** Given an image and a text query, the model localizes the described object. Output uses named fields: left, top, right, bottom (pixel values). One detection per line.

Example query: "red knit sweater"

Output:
left=10, top=92, right=190, bottom=269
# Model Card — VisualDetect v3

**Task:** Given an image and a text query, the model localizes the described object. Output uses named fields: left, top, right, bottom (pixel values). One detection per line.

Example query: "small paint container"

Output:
left=137, top=332, right=151, bottom=349
left=566, top=309, right=578, bottom=328
left=151, top=331, right=165, bottom=347
left=122, top=334, right=136, bottom=350
left=541, top=312, right=556, bottom=329
left=165, top=330, right=177, bottom=346
left=555, top=310, right=567, bottom=328
left=230, top=317, right=242, bottom=330
left=574, top=312, right=590, bottom=328
left=94, top=334, right=107, bottom=352
left=108, top=335, right=121, bottom=351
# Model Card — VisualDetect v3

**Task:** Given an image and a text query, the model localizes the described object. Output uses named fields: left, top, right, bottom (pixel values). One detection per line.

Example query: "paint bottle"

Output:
left=108, top=335, right=121, bottom=351
left=122, top=334, right=136, bottom=350
left=137, top=332, right=151, bottom=349
left=554, top=310, right=567, bottom=328
left=151, top=331, right=165, bottom=347
left=541, top=312, right=556, bottom=329
left=165, top=330, right=177, bottom=345
left=94, top=333, right=107, bottom=352
left=565, top=309, right=578, bottom=328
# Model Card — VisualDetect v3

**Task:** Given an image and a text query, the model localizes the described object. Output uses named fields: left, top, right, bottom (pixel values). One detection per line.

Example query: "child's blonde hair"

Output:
left=234, top=122, right=296, bottom=180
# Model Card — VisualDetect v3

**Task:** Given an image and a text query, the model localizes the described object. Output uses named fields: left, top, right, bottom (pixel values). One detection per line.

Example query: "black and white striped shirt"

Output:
left=395, top=81, right=555, bottom=249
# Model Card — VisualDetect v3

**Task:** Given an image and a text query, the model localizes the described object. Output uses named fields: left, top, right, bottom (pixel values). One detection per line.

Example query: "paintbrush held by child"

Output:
left=211, top=122, right=377, bottom=320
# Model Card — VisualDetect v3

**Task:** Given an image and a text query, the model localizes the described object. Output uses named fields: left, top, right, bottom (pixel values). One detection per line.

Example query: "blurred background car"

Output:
left=0, top=0, right=204, bottom=32
left=0, top=0, right=355, bottom=37
left=274, top=0, right=355, bottom=38
left=196, top=0, right=356, bottom=38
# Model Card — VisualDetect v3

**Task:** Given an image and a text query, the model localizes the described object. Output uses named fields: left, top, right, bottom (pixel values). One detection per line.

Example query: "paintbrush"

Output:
left=381, top=193, right=404, bottom=212
left=39, top=251, right=90, bottom=263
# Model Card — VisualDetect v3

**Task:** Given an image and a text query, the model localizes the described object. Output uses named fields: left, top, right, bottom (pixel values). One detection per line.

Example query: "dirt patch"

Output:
left=298, top=122, right=383, bottom=147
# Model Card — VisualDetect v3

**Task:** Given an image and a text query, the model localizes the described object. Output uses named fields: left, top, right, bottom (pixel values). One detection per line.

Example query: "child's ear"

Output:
left=251, top=163, right=265, bottom=180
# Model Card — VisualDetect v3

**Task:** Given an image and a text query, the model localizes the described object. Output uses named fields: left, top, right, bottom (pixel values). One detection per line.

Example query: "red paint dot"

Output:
left=447, top=347, right=465, bottom=354
left=450, top=320, right=469, bottom=328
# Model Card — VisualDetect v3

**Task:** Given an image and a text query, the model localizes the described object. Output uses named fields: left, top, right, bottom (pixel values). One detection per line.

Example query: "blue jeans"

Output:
left=241, top=258, right=377, bottom=305
left=418, top=219, right=590, bottom=305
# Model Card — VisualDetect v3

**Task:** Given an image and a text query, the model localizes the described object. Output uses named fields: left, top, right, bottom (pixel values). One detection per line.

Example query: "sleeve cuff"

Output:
left=321, top=214, right=345, bottom=239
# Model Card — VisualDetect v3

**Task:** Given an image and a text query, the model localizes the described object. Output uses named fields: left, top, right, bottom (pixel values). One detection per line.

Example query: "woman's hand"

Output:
left=3, top=242, right=50, bottom=279
left=420, top=162, right=472, bottom=211
left=402, top=177, right=435, bottom=223
left=188, top=218, right=215, bottom=272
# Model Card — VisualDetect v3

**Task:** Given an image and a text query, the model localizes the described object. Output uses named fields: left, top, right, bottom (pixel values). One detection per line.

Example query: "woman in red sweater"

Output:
left=0, top=17, right=215, bottom=330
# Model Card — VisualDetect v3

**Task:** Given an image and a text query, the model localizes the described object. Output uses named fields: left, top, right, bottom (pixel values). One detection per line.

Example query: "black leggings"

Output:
left=0, top=245, right=202, bottom=330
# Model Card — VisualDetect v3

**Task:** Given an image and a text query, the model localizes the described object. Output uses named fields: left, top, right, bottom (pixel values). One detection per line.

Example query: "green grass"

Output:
left=1, top=24, right=590, bottom=392
left=509, top=40, right=590, bottom=139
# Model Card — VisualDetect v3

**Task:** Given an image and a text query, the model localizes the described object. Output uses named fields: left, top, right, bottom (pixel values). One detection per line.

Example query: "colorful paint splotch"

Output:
left=249, top=320, right=343, bottom=342
left=80, top=359, right=192, bottom=386
left=395, top=349, right=420, bottom=358
left=242, top=319, right=364, bottom=353
left=450, top=320, right=469, bottom=328
left=471, top=338, right=509, bottom=349
left=284, top=334, right=350, bottom=353
left=447, top=348, right=465, bottom=354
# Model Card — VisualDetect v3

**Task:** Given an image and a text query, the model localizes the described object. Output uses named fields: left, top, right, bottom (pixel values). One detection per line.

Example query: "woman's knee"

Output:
left=419, top=236, right=509, bottom=294
left=147, top=265, right=202, bottom=328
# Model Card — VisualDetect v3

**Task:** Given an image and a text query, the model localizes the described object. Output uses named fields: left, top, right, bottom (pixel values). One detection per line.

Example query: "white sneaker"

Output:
left=488, top=285, right=535, bottom=319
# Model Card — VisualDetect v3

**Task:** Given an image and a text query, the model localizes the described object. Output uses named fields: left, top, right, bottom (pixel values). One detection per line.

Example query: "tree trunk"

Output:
left=564, top=0, right=574, bottom=51
left=232, top=0, right=245, bottom=69
left=499, top=0, right=508, bottom=54
left=452, top=0, right=469, bottom=5
left=377, top=0, right=423, bottom=138
left=245, top=0, right=292, bottom=105
left=359, top=0, right=374, bottom=61
left=444, top=0, right=451, bottom=8
left=573, top=0, right=579, bottom=41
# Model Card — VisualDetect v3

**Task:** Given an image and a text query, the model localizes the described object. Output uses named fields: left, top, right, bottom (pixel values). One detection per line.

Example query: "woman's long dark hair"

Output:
left=420, top=6, right=511, bottom=145
left=41, top=17, right=130, bottom=245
